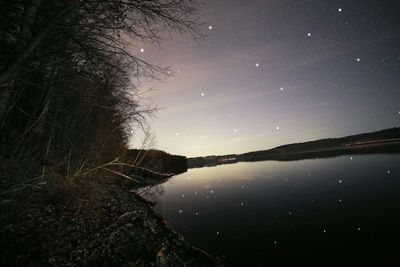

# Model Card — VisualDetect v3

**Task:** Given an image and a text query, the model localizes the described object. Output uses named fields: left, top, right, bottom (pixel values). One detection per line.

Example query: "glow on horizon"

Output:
left=129, top=1, right=400, bottom=157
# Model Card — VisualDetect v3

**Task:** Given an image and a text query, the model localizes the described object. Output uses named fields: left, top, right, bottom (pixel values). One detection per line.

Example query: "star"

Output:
left=140, top=48, right=144, bottom=52
left=208, top=25, right=213, bottom=30
left=338, top=179, right=343, bottom=183
left=276, top=126, right=280, bottom=130
left=201, top=92, right=205, bottom=96
left=178, top=209, right=183, bottom=214
left=216, top=231, right=220, bottom=235
left=181, top=194, right=185, bottom=197
left=338, top=8, right=342, bottom=12
left=256, top=63, right=260, bottom=67
left=357, top=227, right=361, bottom=231
left=323, top=229, right=327, bottom=233
left=307, top=32, right=312, bottom=37
left=387, top=170, right=391, bottom=174
left=350, top=157, right=353, bottom=160
left=195, top=212, right=199, bottom=216
left=356, top=58, right=361, bottom=62
left=175, top=132, right=180, bottom=136
left=233, top=128, right=238, bottom=132
left=241, top=202, right=244, bottom=206
left=280, top=87, right=284, bottom=91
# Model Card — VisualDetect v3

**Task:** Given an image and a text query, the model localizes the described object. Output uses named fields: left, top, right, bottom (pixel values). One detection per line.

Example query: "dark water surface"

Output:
left=141, top=155, right=400, bottom=266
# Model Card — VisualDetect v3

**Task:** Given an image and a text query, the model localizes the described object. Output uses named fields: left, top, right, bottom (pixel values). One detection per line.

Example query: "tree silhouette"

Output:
left=0, top=0, right=200, bottom=190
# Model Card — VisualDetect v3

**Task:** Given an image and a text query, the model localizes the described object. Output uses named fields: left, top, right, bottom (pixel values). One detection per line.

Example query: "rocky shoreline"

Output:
left=0, top=177, right=221, bottom=266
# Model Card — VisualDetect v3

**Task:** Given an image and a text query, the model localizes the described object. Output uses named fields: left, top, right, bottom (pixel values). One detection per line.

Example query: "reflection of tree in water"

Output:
left=137, top=184, right=165, bottom=205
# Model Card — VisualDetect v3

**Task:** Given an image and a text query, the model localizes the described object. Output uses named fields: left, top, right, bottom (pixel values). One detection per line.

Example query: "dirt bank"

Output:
left=0, top=177, right=221, bottom=266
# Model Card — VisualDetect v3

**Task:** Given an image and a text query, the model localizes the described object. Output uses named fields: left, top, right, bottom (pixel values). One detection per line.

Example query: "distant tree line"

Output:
left=187, top=127, right=400, bottom=168
left=127, top=149, right=187, bottom=177
left=0, top=0, right=199, bottom=191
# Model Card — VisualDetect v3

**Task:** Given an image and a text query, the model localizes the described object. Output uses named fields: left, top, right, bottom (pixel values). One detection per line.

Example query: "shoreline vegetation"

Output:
left=0, top=150, right=221, bottom=267
left=188, top=127, right=400, bottom=168
left=0, top=1, right=223, bottom=266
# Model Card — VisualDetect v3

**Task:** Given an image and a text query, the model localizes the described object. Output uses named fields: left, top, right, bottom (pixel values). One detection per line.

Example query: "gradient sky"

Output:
left=131, top=0, right=400, bottom=157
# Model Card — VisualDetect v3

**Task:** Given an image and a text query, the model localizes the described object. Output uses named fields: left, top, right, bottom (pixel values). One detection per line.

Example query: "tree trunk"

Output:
left=0, top=5, right=74, bottom=87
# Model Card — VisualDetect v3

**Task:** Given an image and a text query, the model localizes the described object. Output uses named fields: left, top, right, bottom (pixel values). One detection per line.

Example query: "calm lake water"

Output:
left=141, top=154, right=400, bottom=266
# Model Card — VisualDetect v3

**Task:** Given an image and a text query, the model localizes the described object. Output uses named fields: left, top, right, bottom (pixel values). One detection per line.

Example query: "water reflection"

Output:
left=140, top=155, right=400, bottom=266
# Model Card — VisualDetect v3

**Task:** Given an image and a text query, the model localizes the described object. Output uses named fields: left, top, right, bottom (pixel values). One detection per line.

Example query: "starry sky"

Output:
left=132, top=0, right=400, bottom=157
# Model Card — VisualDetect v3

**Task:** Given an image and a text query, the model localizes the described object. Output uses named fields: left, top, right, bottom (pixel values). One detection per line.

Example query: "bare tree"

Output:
left=0, top=0, right=200, bottom=85
left=0, top=0, right=200, bottom=189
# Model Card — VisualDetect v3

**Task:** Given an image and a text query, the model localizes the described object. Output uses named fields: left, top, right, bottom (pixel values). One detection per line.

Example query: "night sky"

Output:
left=133, top=0, right=400, bottom=157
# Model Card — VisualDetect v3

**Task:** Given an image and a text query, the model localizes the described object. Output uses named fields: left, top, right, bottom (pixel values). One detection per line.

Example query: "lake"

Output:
left=140, top=154, right=400, bottom=266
